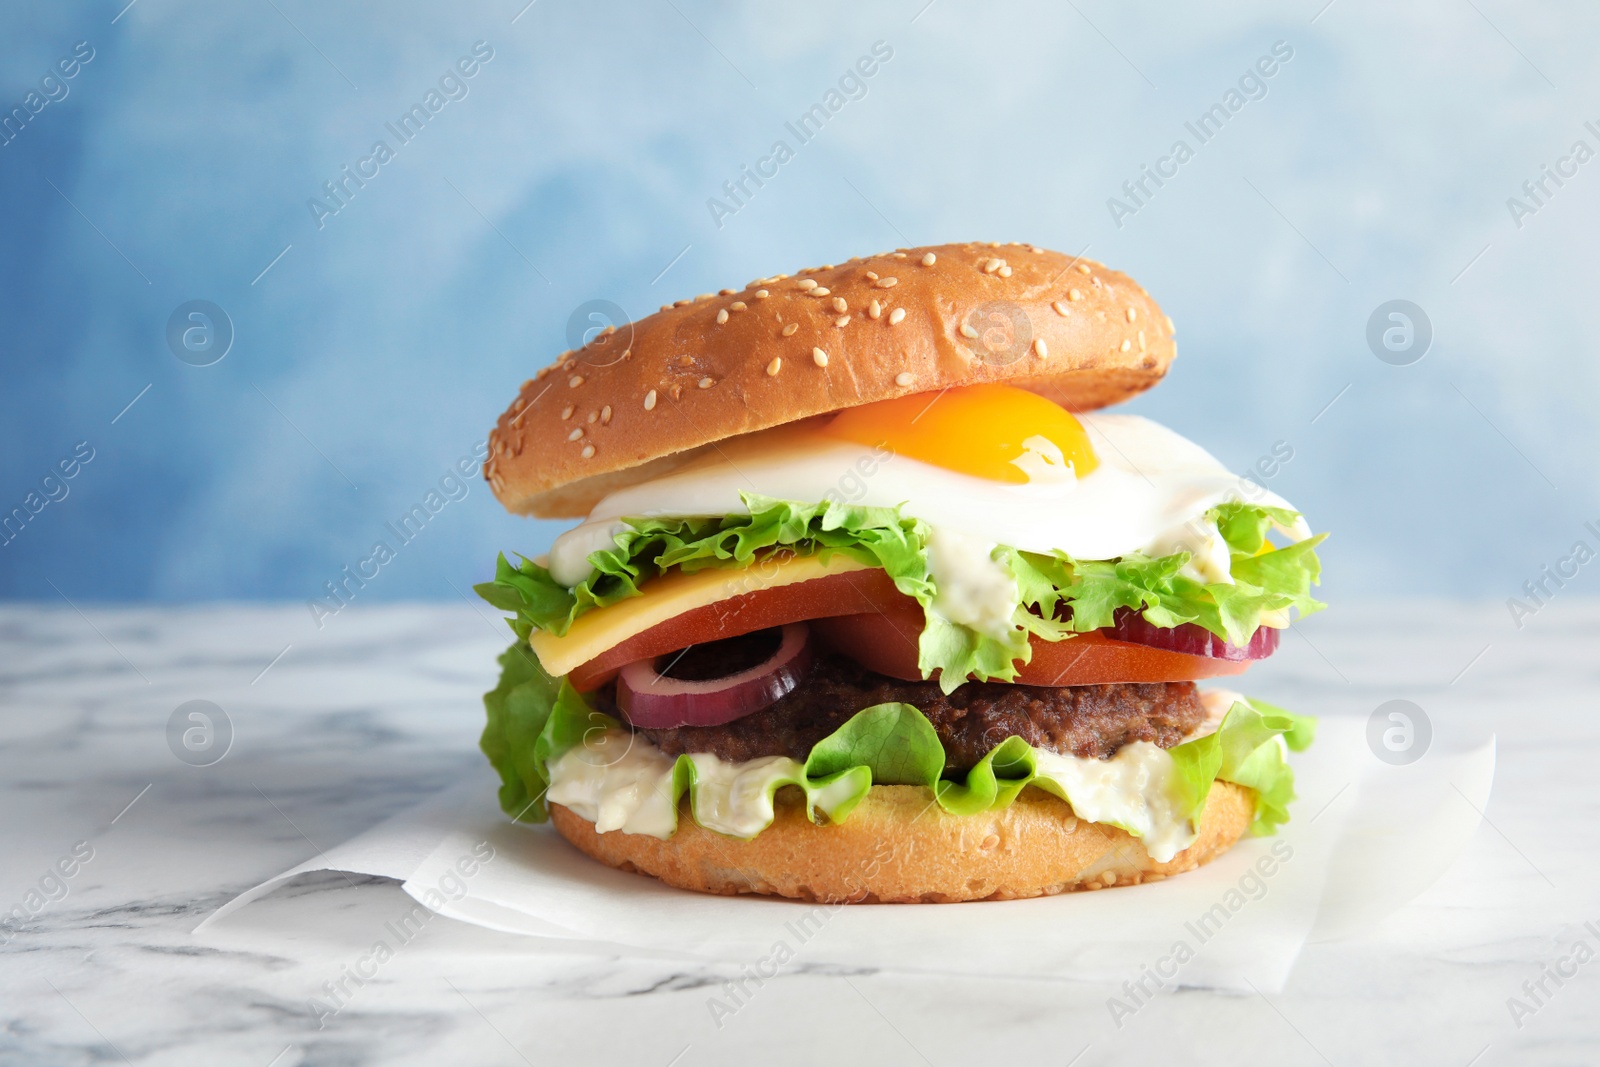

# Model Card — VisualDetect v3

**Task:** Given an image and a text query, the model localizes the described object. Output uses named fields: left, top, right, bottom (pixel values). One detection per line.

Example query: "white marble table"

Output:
left=1, top=601, right=1595, bottom=1066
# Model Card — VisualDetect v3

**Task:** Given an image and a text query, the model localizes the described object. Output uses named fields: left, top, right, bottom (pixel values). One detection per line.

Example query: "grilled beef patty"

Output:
left=601, top=649, right=1205, bottom=774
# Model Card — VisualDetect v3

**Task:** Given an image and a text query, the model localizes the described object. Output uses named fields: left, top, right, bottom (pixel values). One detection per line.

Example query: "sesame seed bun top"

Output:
left=485, top=242, right=1177, bottom=518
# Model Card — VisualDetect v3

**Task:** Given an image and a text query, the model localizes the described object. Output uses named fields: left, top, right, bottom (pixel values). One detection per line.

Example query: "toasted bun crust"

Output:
left=487, top=242, right=1176, bottom=518
left=549, top=780, right=1252, bottom=904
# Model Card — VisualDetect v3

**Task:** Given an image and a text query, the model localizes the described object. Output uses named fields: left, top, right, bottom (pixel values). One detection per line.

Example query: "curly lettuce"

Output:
left=476, top=495, right=1325, bottom=691
left=475, top=494, right=931, bottom=639
left=481, top=641, right=1314, bottom=847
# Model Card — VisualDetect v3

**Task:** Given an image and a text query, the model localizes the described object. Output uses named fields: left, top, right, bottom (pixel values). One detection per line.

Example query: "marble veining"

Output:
left=1, top=602, right=1597, bottom=1066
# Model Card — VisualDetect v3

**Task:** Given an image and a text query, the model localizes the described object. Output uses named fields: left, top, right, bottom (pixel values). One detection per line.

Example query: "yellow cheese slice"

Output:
left=529, top=552, right=872, bottom=677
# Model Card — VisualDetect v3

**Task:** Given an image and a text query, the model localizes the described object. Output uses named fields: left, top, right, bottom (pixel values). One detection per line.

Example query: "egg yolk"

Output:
left=820, top=383, right=1099, bottom=483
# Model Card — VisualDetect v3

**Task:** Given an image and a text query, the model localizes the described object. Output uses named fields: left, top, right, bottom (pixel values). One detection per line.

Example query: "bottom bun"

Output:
left=549, top=781, right=1255, bottom=904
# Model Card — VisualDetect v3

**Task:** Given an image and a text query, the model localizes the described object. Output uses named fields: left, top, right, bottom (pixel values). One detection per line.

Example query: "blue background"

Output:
left=2, top=1, right=1594, bottom=615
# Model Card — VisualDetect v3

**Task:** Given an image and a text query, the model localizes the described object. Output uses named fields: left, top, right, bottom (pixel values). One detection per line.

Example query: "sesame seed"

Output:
left=567, top=427, right=584, bottom=441
left=671, top=384, right=683, bottom=399
left=798, top=279, right=818, bottom=290
left=812, top=347, right=829, bottom=367
left=560, top=405, right=574, bottom=420
left=1033, top=338, right=1048, bottom=359
left=601, top=405, right=612, bottom=425
left=1092, top=275, right=1102, bottom=288
left=660, top=304, right=672, bottom=312
left=1077, top=263, right=1092, bottom=274
left=865, top=270, right=879, bottom=281
left=766, top=356, right=782, bottom=376
left=832, top=296, right=848, bottom=313
left=1028, top=246, right=1043, bottom=253
left=730, top=301, right=747, bottom=311
left=587, top=410, right=598, bottom=424
left=581, top=444, right=595, bottom=459
left=677, top=355, right=693, bottom=367
left=782, top=323, right=800, bottom=337
left=599, top=325, right=616, bottom=337
left=674, top=298, right=691, bottom=307
left=696, top=293, right=713, bottom=302
left=889, top=308, right=906, bottom=326
left=716, top=309, right=729, bottom=325
left=895, top=371, right=915, bottom=387
left=754, top=289, right=769, bottom=299
left=835, top=315, right=850, bottom=327
left=1068, top=289, right=1082, bottom=301
left=698, top=376, right=714, bottom=389
left=568, top=375, right=584, bottom=388
left=621, top=349, right=631, bottom=360
left=1138, top=330, right=1146, bottom=351
left=892, top=251, right=908, bottom=258
left=921, top=252, right=937, bottom=266
left=811, top=287, right=831, bottom=296
left=1120, top=339, right=1132, bottom=352
left=865, top=299, right=879, bottom=319
left=1052, top=301, right=1070, bottom=316
left=874, top=277, right=898, bottom=288
left=643, top=389, right=657, bottom=410
left=1104, top=871, right=1117, bottom=885
left=960, top=322, right=979, bottom=339
left=536, top=366, right=551, bottom=380
left=719, top=288, right=736, bottom=296
left=998, top=265, right=1012, bottom=277
left=1126, top=307, right=1137, bottom=322
left=982, top=258, right=1002, bottom=273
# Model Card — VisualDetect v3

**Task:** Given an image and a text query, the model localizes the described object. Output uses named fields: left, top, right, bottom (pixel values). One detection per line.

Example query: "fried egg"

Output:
left=546, top=384, right=1307, bottom=623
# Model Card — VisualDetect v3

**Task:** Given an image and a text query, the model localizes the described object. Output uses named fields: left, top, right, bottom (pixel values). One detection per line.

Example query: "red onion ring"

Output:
left=617, top=623, right=812, bottom=729
left=1105, top=608, right=1279, bottom=661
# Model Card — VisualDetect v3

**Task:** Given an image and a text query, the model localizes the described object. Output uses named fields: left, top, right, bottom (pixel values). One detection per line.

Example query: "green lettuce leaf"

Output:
left=476, top=493, right=1031, bottom=691
left=1027, top=501, right=1328, bottom=648
left=802, top=701, right=945, bottom=785
left=475, top=494, right=933, bottom=640
left=1167, top=695, right=1318, bottom=835
left=479, top=641, right=560, bottom=823
left=477, top=498, right=1325, bottom=687
left=530, top=691, right=887, bottom=832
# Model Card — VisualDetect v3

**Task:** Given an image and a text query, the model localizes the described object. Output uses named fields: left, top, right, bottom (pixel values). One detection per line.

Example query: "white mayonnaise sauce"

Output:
left=1029, top=742, right=1194, bottom=863
left=546, top=729, right=811, bottom=839
left=546, top=730, right=679, bottom=837
left=545, top=716, right=1239, bottom=861
left=925, top=527, right=1017, bottom=639
left=547, top=414, right=1306, bottom=587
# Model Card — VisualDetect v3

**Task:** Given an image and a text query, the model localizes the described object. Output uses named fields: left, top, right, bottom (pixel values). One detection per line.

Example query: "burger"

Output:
left=475, top=242, right=1323, bottom=903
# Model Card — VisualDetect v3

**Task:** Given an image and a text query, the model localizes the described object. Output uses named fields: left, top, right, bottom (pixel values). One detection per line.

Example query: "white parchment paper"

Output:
left=199, top=717, right=1494, bottom=992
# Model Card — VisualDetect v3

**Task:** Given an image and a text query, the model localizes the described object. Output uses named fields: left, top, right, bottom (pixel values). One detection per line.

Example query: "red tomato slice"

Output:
left=566, top=568, right=907, bottom=691
left=811, top=607, right=1252, bottom=686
